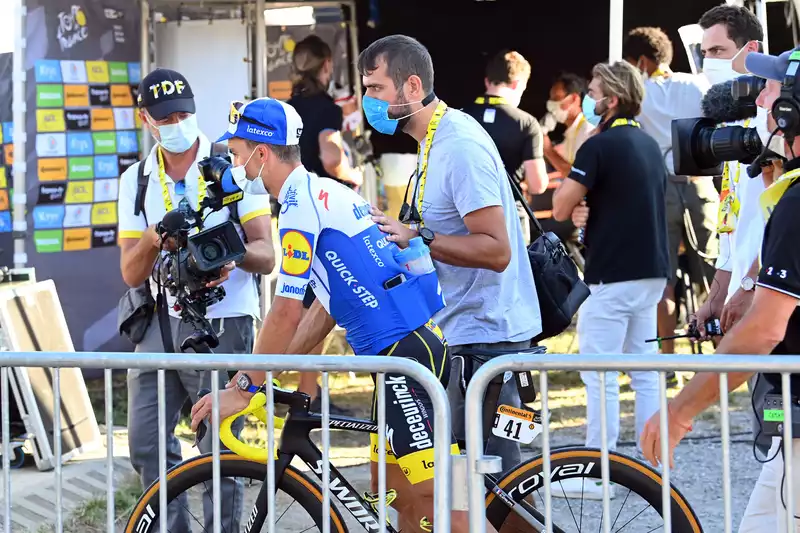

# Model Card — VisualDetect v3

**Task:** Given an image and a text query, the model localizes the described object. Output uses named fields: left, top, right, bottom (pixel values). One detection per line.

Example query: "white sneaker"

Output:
left=551, top=477, right=616, bottom=501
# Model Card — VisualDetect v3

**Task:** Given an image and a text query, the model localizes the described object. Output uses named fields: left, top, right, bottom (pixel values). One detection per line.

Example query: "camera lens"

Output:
left=697, top=125, right=763, bottom=166
left=199, top=239, right=225, bottom=262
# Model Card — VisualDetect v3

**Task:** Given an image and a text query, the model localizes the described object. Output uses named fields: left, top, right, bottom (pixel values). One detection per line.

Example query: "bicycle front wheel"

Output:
left=486, top=447, right=702, bottom=532
left=124, top=451, right=348, bottom=533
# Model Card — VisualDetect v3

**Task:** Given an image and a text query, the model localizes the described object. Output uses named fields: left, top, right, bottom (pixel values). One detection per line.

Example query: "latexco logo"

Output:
left=246, top=125, right=273, bottom=138
left=57, top=5, right=89, bottom=51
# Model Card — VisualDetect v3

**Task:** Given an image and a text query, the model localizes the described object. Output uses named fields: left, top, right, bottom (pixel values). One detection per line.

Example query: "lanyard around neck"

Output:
left=717, top=118, right=751, bottom=233
left=474, top=96, right=509, bottom=106
left=608, top=118, right=640, bottom=129
left=409, top=100, right=448, bottom=227
left=566, top=115, right=587, bottom=164
left=157, top=147, right=206, bottom=212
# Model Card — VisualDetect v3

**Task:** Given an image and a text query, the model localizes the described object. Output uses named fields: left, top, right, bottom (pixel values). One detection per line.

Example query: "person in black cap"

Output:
left=641, top=47, right=800, bottom=530
left=118, top=67, right=275, bottom=532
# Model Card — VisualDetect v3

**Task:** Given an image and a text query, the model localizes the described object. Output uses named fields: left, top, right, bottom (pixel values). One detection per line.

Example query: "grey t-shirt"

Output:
left=414, top=108, right=542, bottom=346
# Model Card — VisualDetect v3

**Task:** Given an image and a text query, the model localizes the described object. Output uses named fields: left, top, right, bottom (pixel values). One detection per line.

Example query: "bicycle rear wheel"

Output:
left=124, top=452, right=348, bottom=533
left=485, top=447, right=702, bottom=532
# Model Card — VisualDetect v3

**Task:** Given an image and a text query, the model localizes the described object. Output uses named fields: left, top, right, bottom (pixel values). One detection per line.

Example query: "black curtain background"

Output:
left=354, top=0, right=796, bottom=156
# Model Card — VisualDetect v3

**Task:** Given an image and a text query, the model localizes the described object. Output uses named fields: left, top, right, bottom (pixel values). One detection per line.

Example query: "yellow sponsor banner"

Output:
left=64, top=228, right=92, bottom=251
left=65, top=181, right=93, bottom=204
left=0, top=167, right=5, bottom=189
left=91, top=202, right=117, bottom=225
left=36, top=109, right=66, bottom=132
left=85, top=61, right=109, bottom=83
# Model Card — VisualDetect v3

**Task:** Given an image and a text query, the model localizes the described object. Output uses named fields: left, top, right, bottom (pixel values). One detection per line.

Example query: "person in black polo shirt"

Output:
left=462, top=50, right=548, bottom=244
left=284, top=35, right=360, bottom=413
left=641, top=49, right=800, bottom=530
left=552, top=60, right=670, bottom=499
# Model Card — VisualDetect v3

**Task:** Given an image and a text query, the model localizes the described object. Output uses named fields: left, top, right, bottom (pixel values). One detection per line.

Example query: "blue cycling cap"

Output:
left=216, top=97, right=303, bottom=145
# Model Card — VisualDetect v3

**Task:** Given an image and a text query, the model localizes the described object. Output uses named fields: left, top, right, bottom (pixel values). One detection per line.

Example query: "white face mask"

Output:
left=546, top=99, right=570, bottom=124
left=149, top=114, right=200, bottom=154
left=703, top=57, right=739, bottom=86
left=230, top=147, right=269, bottom=195
left=755, top=106, right=786, bottom=158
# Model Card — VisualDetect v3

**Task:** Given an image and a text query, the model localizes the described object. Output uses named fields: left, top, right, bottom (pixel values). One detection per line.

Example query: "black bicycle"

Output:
left=124, top=377, right=703, bottom=532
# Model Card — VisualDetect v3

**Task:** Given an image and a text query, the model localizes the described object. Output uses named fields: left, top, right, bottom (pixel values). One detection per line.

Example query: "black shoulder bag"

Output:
left=508, top=174, right=590, bottom=343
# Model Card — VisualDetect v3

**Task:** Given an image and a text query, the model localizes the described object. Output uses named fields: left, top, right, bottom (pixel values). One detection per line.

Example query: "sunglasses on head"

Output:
left=228, top=100, right=276, bottom=132
left=399, top=169, right=423, bottom=225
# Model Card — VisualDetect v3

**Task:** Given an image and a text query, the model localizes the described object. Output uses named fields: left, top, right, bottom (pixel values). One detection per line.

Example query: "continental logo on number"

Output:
left=497, top=404, right=533, bottom=421
left=279, top=229, right=314, bottom=279
left=36, top=109, right=66, bottom=132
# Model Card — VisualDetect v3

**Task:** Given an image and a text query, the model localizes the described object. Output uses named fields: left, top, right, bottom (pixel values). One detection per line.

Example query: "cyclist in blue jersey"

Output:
left=190, top=97, right=466, bottom=532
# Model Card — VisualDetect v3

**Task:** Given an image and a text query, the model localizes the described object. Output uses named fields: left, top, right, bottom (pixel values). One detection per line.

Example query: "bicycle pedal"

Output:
left=362, top=488, right=397, bottom=517
left=420, top=516, right=433, bottom=532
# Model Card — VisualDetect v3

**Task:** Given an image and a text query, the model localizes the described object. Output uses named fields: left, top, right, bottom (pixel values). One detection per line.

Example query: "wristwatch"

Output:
left=741, top=276, right=756, bottom=292
left=236, top=373, right=261, bottom=394
left=419, top=227, right=435, bottom=247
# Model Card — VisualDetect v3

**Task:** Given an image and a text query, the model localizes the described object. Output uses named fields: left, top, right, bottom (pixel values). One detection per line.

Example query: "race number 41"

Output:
left=492, top=404, right=542, bottom=444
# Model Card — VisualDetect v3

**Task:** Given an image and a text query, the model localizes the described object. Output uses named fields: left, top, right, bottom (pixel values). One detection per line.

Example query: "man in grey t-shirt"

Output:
left=360, top=35, right=542, bottom=472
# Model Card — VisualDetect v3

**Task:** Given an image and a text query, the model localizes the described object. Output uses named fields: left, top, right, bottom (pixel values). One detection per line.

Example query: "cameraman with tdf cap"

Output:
left=118, top=68, right=274, bottom=532
left=641, top=48, right=800, bottom=531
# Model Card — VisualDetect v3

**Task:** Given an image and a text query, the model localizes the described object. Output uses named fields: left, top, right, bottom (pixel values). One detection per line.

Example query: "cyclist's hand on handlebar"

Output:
left=571, top=201, right=589, bottom=229
left=190, top=388, right=251, bottom=432
left=640, top=404, right=693, bottom=469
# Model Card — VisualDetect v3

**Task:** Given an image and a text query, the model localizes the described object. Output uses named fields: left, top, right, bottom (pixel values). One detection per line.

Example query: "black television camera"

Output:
left=154, top=155, right=247, bottom=351
left=672, top=75, right=784, bottom=177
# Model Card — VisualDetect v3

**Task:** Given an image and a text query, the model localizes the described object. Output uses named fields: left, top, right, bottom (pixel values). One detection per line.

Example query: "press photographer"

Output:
left=116, top=68, right=274, bottom=532
left=642, top=47, right=800, bottom=531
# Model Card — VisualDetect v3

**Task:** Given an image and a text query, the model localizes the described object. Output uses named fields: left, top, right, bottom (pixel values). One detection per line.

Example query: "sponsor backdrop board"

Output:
left=0, top=54, right=14, bottom=266
left=25, top=0, right=140, bottom=352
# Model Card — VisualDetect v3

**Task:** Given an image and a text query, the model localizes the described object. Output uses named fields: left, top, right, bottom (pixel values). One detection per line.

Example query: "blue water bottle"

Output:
left=393, top=237, right=435, bottom=275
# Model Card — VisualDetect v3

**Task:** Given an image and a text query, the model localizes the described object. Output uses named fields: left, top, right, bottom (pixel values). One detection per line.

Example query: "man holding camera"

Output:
left=641, top=50, right=800, bottom=530
left=117, top=68, right=274, bottom=531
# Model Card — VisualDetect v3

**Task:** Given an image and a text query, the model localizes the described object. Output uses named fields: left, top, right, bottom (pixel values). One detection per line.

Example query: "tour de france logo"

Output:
left=57, top=5, right=89, bottom=51
left=280, top=229, right=313, bottom=279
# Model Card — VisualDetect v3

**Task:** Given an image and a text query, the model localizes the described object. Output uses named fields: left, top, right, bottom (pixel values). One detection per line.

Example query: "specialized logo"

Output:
left=386, top=375, right=433, bottom=451
left=148, top=79, right=187, bottom=100
left=246, top=125, right=273, bottom=138
left=56, top=5, right=89, bottom=51
left=324, top=250, right=378, bottom=308
left=307, top=460, right=381, bottom=531
left=318, top=189, right=329, bottom=210
left=280, top=186, right=298, bottom=214
left=280, top=229, right=314, bottom=278
left=352, top=202, right=371, bottom=220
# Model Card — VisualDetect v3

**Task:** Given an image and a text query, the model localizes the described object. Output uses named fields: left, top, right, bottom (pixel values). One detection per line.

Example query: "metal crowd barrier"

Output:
left=0, top=352, right=453, bottom=533
left=465, top=353, right=800, bottom=533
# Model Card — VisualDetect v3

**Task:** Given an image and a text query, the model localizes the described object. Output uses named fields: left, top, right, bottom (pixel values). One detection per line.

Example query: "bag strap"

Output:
left=134, top=159, right=150, bottom=226
left=506, top=171, right=546, bottom=240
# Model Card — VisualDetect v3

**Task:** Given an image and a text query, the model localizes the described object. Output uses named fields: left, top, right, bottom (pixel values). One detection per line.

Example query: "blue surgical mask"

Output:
left=581, top=95, right=606, bottom=127
left=150, top=114, right=200, bottom=154
left=362, top=95, right=428, bottom=135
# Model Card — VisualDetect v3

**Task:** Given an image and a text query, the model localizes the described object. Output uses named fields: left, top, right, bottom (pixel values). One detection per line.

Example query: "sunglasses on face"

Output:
left=228, top=100, right=276, bottom=132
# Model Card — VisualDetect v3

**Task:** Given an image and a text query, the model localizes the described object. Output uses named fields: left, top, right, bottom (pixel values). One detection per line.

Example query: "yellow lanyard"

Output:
left=608, top=118, right=640, bottom=129
left=760, top=166, right=800, bottom=222
left=565, top=115, right=587, bottom=164
left=157, top=147, right=206, bottom=212
left=412, top=100, right=449, bottom=227
left=474, top=96, right=509, bottom=106
left=717, top=119, right=751, bottom=233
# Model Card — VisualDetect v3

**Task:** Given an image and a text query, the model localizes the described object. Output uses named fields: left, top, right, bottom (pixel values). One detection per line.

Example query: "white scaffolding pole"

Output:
left=609, top=0, right=624, bottom=62
left=140, top=0, right=154, bottom=156
left=12, top=0, right=27, bottom=268
left=255, top=0, right=267, bottom=97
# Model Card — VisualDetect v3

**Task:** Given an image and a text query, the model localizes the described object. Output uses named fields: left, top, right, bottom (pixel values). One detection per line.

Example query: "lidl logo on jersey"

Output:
left=280, top=229, right=314, bottom=279
left=56, top=5, right=89, bottom=51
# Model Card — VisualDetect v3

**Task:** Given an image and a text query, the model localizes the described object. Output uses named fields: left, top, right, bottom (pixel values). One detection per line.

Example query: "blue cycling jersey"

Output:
left=275, top=166, right=446, bottom=355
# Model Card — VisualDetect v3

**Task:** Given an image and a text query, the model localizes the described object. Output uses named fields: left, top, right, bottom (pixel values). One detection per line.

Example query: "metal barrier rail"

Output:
left=465, top=353, right=800, bottom=533
left=0, top=352, right=453, bottom=533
